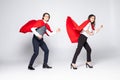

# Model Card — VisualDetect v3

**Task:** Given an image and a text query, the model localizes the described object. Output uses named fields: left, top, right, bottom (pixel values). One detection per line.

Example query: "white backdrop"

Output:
left=0, top=0, right=120, bottom=66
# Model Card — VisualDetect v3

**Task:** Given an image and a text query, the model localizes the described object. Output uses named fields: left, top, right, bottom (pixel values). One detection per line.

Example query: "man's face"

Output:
left=43, top=14, right=50, bottom=22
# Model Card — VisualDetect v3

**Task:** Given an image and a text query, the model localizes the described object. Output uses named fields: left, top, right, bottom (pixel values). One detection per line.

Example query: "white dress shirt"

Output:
left=31, top=20, right=56, bottom=37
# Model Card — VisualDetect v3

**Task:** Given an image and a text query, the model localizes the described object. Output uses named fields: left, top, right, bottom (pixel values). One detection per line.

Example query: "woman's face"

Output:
left=43, top=14, right=50, bottom=22
left=90, top=16, right=95, bottom=23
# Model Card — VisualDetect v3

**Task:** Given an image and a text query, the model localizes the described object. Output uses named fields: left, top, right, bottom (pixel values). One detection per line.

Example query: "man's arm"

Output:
left=31, top=27, right=43, bottom=39
left=46, top=28, right=60, bottom=36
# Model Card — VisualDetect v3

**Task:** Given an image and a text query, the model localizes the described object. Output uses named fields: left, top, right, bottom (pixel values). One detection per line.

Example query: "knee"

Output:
left=76, top=47, right=82, bottom=53
left=33, top=52, right=39, bottom=57
left=45, top=49, right=49, bottom=54
left=87, top=48, right=91, bottom=53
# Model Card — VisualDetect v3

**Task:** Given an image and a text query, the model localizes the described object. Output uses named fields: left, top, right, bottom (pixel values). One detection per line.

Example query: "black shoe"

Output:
left=43, top=64, right=52, bottom=69
left=71, top=63, right=77, bottom=70
left=86, top=63, right=93, bottom=68
left=28, top=66, right=35, bottom=70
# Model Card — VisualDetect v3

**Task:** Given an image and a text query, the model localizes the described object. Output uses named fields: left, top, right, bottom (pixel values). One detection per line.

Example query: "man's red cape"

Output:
left=19, top=19, right=53, bottom=35
left=66, top=16, right=94, bottom=43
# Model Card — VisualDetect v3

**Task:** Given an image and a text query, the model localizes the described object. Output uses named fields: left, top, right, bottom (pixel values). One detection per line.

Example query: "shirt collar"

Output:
left=43, top=20, right=47, bottom=23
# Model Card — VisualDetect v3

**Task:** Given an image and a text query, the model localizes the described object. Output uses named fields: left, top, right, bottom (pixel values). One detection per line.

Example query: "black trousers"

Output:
left=29, top=35, right=49, bottom=67
left=72, top=34, right=92, bottom=64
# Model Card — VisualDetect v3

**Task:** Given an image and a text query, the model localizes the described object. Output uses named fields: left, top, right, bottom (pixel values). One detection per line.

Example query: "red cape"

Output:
left=19, top=19, right=53, bottom=35
left=66, top=16, right=94, bottom=43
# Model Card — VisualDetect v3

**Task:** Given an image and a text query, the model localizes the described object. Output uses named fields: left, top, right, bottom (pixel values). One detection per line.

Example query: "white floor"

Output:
left=1, top=59, right=120, bottom=80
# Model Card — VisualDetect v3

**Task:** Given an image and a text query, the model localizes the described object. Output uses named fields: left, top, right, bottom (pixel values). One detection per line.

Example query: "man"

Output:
left=20, top=13, right=60, bottom=70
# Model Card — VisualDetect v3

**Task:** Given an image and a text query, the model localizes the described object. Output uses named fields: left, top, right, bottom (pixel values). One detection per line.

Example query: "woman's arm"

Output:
left=85, top=30, right=94, bottom=36
left=83, top=23, right=94, bottom=36
left=95, top=25, right=103, bottom=33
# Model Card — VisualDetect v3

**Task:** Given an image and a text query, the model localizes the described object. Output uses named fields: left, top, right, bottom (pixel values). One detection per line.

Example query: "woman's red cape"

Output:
left=66, top=16, right=94, bottom=43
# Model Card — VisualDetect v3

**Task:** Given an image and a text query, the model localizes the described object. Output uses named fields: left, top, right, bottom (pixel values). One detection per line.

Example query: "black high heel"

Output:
left=86, top=63, right=93, bottom=68
left=71, top=63, right=77, bottom=69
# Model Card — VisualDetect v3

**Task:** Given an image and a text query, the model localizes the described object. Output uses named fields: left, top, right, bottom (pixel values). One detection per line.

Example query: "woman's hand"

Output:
left=86, top=30, right=94, bottom=36
left=100, top=25, right=103, bottom=28
left=89, top=32, right=94, bottom=36
left=95, top=25, right=103, bottom=33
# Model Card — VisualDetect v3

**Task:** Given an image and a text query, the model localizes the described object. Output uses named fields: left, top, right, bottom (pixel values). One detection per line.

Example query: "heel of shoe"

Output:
left=86, top=63, right=93, bottom=68
left=70, top=64, right=72, bottom=69
left=86, top=63, right=88, bottom=68
left=71, top=63, right=77, bottom=70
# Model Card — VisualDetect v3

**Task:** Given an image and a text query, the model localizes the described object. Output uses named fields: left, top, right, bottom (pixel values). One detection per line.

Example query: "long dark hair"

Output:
left=88, top=14, right=96, bottom=26
left=42, top=13, right=50, bottom=22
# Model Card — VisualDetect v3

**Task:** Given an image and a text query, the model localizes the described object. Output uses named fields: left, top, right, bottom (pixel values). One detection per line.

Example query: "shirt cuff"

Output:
left=31, top=28, right=39, bottom=36
left=46, top=30, right=56, bottom=36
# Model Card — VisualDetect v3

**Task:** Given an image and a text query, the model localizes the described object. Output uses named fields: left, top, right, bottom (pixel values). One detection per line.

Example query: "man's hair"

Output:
left=42, top=13, right=50, bottom=22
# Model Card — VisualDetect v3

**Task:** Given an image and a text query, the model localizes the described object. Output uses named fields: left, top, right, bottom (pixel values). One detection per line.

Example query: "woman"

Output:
left=71, top=14, right=103, bottom=69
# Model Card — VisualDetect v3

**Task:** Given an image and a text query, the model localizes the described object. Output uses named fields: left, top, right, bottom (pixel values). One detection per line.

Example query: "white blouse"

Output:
left=80, top=22, right=96, bottom=37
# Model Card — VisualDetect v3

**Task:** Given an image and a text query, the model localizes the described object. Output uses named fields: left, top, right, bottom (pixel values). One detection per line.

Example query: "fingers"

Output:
left=101, top=25, right=103, bottom=28
left=56, top=28, right=61, bottom=32
left=37, top=34, right=42, bottom=39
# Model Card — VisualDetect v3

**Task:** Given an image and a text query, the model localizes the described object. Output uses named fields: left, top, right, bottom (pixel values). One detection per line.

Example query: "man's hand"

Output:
left=37, top=34, right=43, bottom=39
left=56, top=28, right=61, bottom=32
